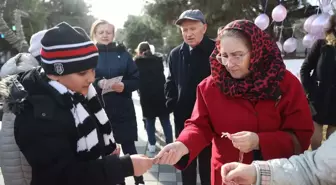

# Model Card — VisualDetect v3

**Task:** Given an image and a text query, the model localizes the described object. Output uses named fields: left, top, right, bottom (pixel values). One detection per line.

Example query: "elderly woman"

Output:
left=154, top=20, right=314, bottom=185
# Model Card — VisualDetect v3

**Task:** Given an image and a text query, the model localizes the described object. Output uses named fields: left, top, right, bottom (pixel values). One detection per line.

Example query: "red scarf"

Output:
left=210, top=20, right=286, bottom=101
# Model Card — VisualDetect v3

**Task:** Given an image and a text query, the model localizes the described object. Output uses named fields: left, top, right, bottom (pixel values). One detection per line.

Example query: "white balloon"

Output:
left=254, top=14, right=270, bottom=30
left=302, top=34, right=316, bottom=48
left=322, top=4, right=332, bottom=13
left=304, top=14, right=318, bottom=33
left=311, top=13, right=330, bottom=35
left=272, top=4, right=287, bottom=22
left=283, top=38, right=297, bottom=53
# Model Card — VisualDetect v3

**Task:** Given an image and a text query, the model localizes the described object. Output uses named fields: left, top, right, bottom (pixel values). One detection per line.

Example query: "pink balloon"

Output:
left=255, top=14, right=270, bottom=30
left=302, top=34, right=315, bottom=48
left=276, top=41, right=282, bottom=52
left=283, top=38, right=297, bottom=53
left=304, top=14, right=318, bottom=33
left=311, top=13, right=330, bottom=35
left=272, top=5, right=287, bottom=22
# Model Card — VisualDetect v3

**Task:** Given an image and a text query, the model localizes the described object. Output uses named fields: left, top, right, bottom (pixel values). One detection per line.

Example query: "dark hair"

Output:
left=137, top=42, right=152, bottom=56
left=325, top=14, right=336, bottom=35
left=221, top=29, right=252, bottom=51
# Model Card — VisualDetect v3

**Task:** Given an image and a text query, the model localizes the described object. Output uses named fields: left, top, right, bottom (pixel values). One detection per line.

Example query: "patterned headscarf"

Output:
left=210, top=20, right=286, bottom=101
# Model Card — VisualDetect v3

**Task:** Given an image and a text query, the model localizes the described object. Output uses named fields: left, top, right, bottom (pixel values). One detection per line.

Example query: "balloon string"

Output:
left=264, top=0, right=269, bottom=13
left=317, top=0, right=323, bottom=12
left=292, top=25, right=296, bottom=38
left=279, top=21, right=284, bottom=41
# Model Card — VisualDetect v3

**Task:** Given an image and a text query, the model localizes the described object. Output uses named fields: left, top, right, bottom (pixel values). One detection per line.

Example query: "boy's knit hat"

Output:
left=40, top=22, right=98, bottom=75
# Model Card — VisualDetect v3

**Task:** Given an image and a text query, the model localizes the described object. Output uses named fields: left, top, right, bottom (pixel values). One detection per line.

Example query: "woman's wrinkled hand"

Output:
left=153, top=141, right=189, bottom=165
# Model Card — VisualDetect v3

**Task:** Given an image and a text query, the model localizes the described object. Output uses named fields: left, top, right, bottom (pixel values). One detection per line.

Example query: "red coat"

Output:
left=175, top=70, right=314, bottom=185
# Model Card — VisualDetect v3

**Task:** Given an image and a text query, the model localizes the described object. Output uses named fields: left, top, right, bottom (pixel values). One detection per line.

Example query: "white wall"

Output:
left=284, top=59, right=304, bottom=81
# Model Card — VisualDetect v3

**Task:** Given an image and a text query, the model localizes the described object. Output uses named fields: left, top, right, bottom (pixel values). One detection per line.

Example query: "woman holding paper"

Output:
left=90, top=19, right=144, bottom=185
left=154, top=20, right=314, bottom=185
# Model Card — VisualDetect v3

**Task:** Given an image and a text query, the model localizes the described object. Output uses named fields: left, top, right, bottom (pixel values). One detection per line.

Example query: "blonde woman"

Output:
left=90, top=20, right=144, bottom=185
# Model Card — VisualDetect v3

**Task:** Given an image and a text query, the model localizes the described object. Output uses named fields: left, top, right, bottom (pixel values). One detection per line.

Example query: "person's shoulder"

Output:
left=14, top=94, right=69, bottom=136
left=198, top=76, right=215, bottom=92
left=313, top=39, right=326, bottom=49
left=170, top=44, right=183, bottom=56
left=280, top=70, right=304, bottom=95
left=205, top=36, right=216, bottom=45
left=115, top=42, right=127, bottom=53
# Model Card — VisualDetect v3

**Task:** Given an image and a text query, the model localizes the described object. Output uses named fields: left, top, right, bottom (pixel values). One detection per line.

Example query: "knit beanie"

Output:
left=28, top=30, right=47, bottom=57
left=40, top=22, right=98, bottom=76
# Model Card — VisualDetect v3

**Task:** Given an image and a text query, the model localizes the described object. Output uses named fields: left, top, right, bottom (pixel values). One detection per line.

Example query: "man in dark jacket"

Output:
left=164, top=9, right=215, bottom=185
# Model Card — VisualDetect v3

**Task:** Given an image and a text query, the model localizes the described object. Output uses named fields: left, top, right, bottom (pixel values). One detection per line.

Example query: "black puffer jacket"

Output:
left=134, top=54, right=168, bottom=119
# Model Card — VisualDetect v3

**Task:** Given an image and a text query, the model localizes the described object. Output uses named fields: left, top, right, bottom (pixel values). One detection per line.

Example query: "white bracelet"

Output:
left=252, top=162, right=261, bottom=185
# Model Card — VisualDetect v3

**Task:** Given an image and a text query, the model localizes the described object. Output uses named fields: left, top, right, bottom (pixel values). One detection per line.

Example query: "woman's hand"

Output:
left=153, top=141, right=189, bottom=165
left=231, top=131, right=259, bottom=153
left=112, top=82, right=124, bottom=93
left=221, top=162, right=257, bottom=185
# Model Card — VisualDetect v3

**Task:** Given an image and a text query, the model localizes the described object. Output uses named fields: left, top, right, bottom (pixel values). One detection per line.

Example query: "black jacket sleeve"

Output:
left=164, top=51, right=178, bottom=112
left=14, top=107, right=134, bottom=185
left=122, top=53, right=140, bottom=93
left=300, top=39, right=324, bottom=99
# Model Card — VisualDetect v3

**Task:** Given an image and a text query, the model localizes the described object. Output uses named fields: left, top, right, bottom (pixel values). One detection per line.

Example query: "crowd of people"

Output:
left=0, top=7, right=335, bottom=185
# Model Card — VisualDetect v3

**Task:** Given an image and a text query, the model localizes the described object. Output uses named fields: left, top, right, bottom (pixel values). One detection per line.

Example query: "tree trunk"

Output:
left=0, top=0, right=29, bottom=53
left=13, top=9, right=29, bottom=52
left=0, top=13, right=29, bottom=52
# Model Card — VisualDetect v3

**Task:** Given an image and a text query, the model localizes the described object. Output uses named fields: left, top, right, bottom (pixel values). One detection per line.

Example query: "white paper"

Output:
left=101, top=76, right=123, bottom=95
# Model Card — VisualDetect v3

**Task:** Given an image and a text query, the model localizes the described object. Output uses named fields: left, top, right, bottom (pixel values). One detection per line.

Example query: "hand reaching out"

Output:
left=153, top=141, right=189, bottom=165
